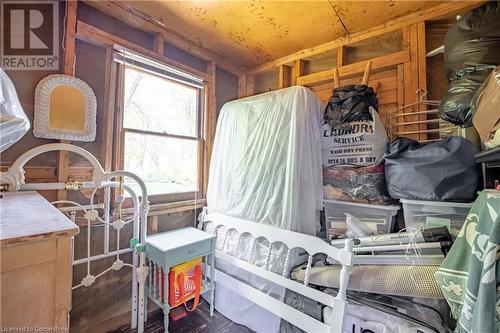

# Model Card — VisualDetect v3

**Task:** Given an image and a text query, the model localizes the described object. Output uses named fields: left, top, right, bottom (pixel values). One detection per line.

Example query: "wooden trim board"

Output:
left=153, top=32, right=164, bottom=56
left=204, top=61, right=217, bottom=195
left=278, top=65, right=292, bottom=89
left=75, top=20, right=211, bottom=82
left=296, top=50, right=409, bottom=86
left=101, top=48, right=117, bottom=171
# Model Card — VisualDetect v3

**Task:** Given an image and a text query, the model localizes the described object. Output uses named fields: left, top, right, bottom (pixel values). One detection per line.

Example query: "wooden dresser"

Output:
left=0, top=191, right=79, bottom=331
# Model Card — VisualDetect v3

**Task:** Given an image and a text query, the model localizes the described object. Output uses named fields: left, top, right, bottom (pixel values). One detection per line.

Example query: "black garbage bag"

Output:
left=384, top=137, right=480, bottom=202
left=439, top=1, right=500, bottom=127
left=324, top=84, right=378, bottom=128
left=440, top=66, right=497, bottom=126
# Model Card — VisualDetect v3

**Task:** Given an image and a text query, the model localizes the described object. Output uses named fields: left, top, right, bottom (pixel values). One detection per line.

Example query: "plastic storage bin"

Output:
left=324, top=199, right=400, bottom=238
left=400, top=199, right=473, bottom=237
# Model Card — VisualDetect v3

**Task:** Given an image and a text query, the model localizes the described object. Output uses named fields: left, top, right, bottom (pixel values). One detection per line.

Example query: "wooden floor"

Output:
left=109, top=300, right=254, bottom=333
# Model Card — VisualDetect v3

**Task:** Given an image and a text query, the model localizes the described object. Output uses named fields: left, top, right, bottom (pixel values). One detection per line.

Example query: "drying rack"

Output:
left=0, top=143, right=150, bottom=333
left=388, top=89, right=460, bottom=142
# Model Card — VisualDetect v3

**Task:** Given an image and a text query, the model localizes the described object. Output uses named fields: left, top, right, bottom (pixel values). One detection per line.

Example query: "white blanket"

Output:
left=206, top=86, right=324, bottom=332
left=207, top=86, right=323, bottom=235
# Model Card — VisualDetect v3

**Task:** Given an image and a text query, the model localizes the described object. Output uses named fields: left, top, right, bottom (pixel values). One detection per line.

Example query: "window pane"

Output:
left=123, top=67, right=198, bottom=137
left=123, top=131, right=198, bottom=196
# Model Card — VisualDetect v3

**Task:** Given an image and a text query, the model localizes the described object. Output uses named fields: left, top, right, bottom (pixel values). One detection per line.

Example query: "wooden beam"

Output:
left=278, top=65, right=292, bottom=89
left=249, top=1, right=483, bottom=74
left=113, top=64, right=126, bottom=172
left=203, top=61, right=217, bottom=194
left=291, top=59, right=306, bottom=85
left=333, top=68, right=340, bottom=89
left=121, top=199, right=207, bottom=216
left=246, top=75, right=255, bottom=97
left=202, top=83, right=210, bottom=197
left=238, top=74, right=247, bottom=98
left=402, top=25, right=420, bottom=141
left=296, top=50, right=409, bottom=86
left=56, top=146, right=70, bottom=202
left=63, top=0, right=77, bottom=75
left=83, top=0, right=245, bottom=76
left=397, top=64, right=405, bottom=109
left=149, top=216, right=159, bottom=233
left=416, top=22, right=428, bottom=141
left=101, top=48, right=117, bottom=171
left=0, top=166, right=93, bottom=180
left=153, top=32, right=164, bottom=56
left=58, top=0, right=78, bottom=201
left=336, top=46, right=345, bottom=67
left=147, top=203, right=205, bottom=216
left=75, top=20, right=211, bottom=82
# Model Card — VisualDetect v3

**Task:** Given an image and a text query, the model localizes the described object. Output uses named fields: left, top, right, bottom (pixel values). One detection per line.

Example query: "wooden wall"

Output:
left=242, top=2, right=482, bottom=142
left=248, top=28, right=423, bottom=140
left=71, top=212, right=196, bottom=333
left=216, top=67, right=239, bottom=117
left=1, top=2, right=239, bottom=332
left=425, top=20, right=454, bottom=101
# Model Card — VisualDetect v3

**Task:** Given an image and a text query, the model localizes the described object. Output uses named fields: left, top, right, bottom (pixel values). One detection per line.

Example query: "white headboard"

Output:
left=200, top=212, right=353, bottom=333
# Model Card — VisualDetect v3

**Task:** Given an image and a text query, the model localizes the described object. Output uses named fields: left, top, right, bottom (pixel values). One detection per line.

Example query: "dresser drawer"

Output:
left=168, top=240, right=212, bottom=267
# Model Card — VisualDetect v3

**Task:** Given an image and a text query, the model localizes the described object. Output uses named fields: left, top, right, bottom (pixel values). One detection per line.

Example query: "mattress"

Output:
left=291, top=263, right=444, bottom=299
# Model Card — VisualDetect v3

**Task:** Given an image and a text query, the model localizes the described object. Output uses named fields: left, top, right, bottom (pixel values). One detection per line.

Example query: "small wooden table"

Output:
left=0, top=191, right=79, bottom=330
left=145, top=227, right=216, bottom=333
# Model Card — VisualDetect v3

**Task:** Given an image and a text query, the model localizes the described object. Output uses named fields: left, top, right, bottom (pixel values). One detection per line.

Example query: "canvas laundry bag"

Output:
left=322, top=107, right=387, bottom=167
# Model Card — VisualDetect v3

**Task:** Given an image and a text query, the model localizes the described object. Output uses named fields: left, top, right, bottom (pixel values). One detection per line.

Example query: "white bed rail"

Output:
left=200, top=212, right=353, bottom=333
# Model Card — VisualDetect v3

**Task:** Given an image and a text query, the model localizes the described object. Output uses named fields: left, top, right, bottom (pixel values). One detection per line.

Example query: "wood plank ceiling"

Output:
left=87, top=0, right=446, bottom=68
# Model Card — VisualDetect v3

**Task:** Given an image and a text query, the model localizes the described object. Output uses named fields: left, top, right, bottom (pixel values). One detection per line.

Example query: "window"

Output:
left=116, top=54, right=205, bottom=202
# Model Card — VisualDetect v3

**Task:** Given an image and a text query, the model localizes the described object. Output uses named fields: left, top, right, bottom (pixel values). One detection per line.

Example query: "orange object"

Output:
left=168, top=258, right=203, bottom=311
left=169, top=307, right=187, bottom=321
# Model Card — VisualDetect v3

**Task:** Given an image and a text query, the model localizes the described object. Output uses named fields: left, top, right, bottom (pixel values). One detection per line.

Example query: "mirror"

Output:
left=34, top=74, right=96, bottom=141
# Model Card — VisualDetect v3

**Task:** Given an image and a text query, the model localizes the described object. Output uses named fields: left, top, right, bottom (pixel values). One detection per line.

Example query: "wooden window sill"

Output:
left=119, top=198, right=206, bottom=216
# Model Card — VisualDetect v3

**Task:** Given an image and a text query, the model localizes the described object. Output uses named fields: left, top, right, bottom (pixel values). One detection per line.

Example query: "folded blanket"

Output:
left=435, top=190, right=500, bottom=333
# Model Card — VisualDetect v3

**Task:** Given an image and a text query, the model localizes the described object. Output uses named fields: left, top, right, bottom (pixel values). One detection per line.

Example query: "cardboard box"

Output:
left=473, top=66, right=500, bottom=145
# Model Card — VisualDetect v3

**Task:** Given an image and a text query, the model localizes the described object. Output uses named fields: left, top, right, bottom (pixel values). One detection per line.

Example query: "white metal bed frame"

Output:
left=0, top=143, right=149, bottom=333
left=199, top=212, right=353, bottom=333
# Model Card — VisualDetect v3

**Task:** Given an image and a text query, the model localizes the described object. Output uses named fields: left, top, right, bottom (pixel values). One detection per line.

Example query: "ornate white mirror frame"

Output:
left=33, top=74, right=97, bottom=141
